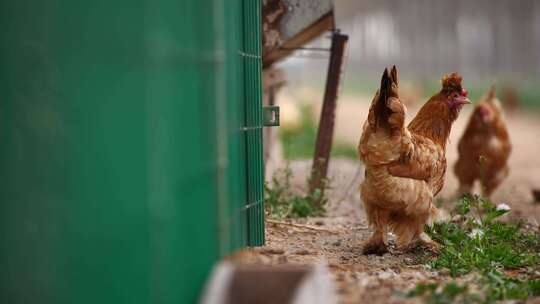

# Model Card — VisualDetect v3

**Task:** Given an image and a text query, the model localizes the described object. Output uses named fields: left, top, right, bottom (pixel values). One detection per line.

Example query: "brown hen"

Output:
left=358, top=66, right=470, bottom=254
left=454, top=85, right=511, bottom=198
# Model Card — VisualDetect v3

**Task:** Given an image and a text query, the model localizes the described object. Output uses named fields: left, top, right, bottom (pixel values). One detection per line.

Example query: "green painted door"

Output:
left=0, top=1, right=263, bottom=303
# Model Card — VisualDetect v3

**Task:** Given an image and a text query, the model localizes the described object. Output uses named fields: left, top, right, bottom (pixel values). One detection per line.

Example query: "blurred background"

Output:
left=267, top=0, right=540, bottom=221
left=283, top=0, right=540, bottom=103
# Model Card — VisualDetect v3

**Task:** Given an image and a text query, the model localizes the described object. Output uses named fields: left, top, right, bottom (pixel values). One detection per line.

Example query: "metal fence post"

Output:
left=309, top=31, right=348, bottom=202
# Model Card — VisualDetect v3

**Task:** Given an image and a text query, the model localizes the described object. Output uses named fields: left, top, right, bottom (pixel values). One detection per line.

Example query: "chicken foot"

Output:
left=362, top=229, right=389, bottom=255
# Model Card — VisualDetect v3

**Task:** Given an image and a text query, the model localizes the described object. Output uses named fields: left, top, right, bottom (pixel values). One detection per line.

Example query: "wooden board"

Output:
left=263, top=0, right=334, bottom=68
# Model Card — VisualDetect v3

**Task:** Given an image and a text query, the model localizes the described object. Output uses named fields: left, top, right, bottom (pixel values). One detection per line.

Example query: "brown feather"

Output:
left=358, top=68, right=467, bottom=252
left=454, top=85, right=511, bottom=197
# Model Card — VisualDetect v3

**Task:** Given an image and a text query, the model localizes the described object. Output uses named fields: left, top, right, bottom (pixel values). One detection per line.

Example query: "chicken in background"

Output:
left=358, top=66, right=470, bottom=254
left=501, top=85, right=520, bottom=115
left=454, top=85, right=512, bottom=198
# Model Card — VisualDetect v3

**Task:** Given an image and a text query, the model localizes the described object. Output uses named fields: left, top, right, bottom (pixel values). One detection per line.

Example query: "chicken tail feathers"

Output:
left=370, top=65, right=404, bottom=131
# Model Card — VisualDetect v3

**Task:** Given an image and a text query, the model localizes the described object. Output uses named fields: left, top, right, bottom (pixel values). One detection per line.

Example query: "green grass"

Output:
left=408, top=282, right=483, bottom=304
left=408, top=195, right=540, bottom=303
left=280, top=105, right=357, bottom=160
left=409, top=278, right=540, bottom=304
left=264, top=165, right=327, bottom=219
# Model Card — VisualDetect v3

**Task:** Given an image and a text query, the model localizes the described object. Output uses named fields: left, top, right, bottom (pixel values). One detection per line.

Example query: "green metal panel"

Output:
left=219, top=0, right=249, bottom=253
left=243, top=0, right=266, bottom=246
left=0, top=2, right=152, bottom=303
left=217, top=0, right=265, bottom=250
left=0, top=0, right=264, bottom=303
left=144, top=2, right=221, bottom=303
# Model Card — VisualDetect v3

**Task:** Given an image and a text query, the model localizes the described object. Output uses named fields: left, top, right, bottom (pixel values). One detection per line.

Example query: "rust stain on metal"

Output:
left=309, top=32, right=349, bottom=201
left=263, top=0, right=286, bottom=53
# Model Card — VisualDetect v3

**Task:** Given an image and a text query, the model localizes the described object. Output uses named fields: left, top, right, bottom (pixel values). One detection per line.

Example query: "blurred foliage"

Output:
left=264, top=165, right=327, bottom=219
left=280, top=105, right=357, bottom=160
left=408, top=282, right=483, bottom=304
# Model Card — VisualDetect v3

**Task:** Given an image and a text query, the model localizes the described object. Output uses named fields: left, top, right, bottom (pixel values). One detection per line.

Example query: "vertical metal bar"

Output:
left=309, top=32, right=348, bottom=202
left=253, top=0, right=260, bottom=246
left=243, top=0, right=251, bottom=245
left=244, top=0, right=253, bottom=245
left=242, top=0, right=264, bottom=246
left=255, top=1, right=264, bottom=245
left=248, top=0, right=254, bottom=245
left=250, top=0, right=257, bottom=245
left=252, top=0, right=258, bottom=245
left=250, top=0, right=256, bottom=245
left=212, top=0, right=230, bottom=256
left=259, top=0, right=264, bottom=244
left=239, top=0, right=247, bottom=248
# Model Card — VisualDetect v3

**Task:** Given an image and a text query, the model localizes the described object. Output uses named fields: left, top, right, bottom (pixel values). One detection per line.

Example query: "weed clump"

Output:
left=264, top=165, right=327, bottom=219
left=409, top=195, right=540, bottom=303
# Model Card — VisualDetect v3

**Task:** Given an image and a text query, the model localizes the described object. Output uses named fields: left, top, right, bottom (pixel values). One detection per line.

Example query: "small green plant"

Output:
left=409, top=195, right=540, bottom=303
left=264, top=165, right=327, bottom=219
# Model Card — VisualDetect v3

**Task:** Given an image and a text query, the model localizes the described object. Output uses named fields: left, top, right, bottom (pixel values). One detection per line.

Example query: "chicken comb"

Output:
left=441, top=72, right=463, bottom=92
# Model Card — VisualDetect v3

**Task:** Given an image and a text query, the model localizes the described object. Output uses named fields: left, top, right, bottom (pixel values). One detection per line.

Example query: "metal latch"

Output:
left=263, top=106, right=279, bottom=127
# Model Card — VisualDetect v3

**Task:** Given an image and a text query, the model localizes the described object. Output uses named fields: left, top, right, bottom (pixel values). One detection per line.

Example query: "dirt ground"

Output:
left=237, top=93, right=540, bottom=303
left=234, top=159, right=465, bottom=303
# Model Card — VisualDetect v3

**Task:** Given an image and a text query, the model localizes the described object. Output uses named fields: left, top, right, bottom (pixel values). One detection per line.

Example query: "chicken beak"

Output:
left=456, top=95, right=472, bottom=105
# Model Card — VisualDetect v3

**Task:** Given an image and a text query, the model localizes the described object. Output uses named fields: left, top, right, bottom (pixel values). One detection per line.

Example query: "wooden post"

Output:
left=309, top=31, right=348, bottom=201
